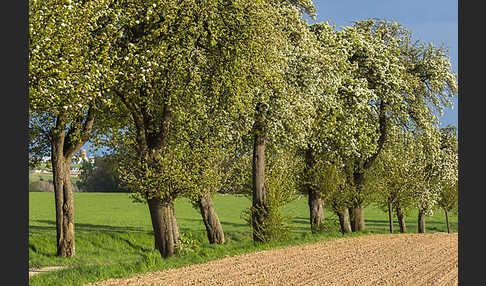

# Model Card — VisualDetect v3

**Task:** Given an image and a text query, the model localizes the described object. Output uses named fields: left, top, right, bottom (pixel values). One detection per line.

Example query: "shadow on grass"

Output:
left=30, top=220, right=149, bottom=233
left=176, top=217, right=248, bottom=228
left=291, top=217, right=308, bottom=225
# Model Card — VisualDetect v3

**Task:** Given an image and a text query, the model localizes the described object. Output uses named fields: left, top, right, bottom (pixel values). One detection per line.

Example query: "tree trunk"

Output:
left=387, top=200, right=393, bottom=233
left=305, top=147, right=323, bottom=233
left=147, top=195, right=179, bottom=258
left=336, top=208, right=352, bottom=234
left=51, top=141, right=76, bottom=257
left=169, top=201, right=180, bottom=243
left=51, top=149, right=65, bottom=256
left=444, top=208, right=450, bottom=233
left=349, top=205, right=365, bottom=232
left=59, top=169, right=75, bottom=257
left=152, top=201, right=180, bottom=251
left=49, top=109, right=94, bottom=257
left=252, top=113, right=268, bottom=242
left=308, top=190, right=324, bottom=233
left=418, top=210, right=426, bottom=233
left=350, top=172, right=366, bottom=232
left=198, top=193, right=225, bottom=244
left=396, top=201, right=407, bottom=233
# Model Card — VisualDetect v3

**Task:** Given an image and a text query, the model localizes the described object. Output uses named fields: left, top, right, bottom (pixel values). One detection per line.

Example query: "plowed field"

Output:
left=86, top=233, right=458, bottom=286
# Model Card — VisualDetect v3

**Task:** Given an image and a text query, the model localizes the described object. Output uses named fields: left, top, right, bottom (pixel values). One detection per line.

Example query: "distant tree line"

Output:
left=29, top=155, right=130, bottom=193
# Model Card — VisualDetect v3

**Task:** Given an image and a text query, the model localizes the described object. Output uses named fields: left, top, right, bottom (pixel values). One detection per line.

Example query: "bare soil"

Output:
left=29, top=266, right=67, bottom=278
left=85, top=233, right=458, bottom=286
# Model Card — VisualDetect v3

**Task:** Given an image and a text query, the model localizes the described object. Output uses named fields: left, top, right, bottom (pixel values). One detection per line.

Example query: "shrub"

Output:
left=175, top=232, right=201, bottom=256
left=242, top=204, right=292, bottom=243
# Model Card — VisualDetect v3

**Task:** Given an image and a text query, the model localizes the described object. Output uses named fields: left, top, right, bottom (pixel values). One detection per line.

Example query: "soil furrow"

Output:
left=293, top=234, right=440, bottom=286
left=85, top=233, right=457, bottom=286
left=357, top=234, right=455, bottom=286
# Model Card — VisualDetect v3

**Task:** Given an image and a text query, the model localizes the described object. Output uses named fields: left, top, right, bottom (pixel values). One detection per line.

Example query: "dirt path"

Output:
left=29, top=266, right=67, bottom=278
left=85, top=233, right=458, bottom=286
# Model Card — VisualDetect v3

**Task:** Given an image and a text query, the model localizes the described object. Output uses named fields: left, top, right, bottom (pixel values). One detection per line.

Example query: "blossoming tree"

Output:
left=29, top=0, right=117, bottom=257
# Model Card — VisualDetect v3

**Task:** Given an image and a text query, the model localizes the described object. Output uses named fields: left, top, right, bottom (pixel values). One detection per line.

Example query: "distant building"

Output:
left=73, top=149, right=95, bottom=164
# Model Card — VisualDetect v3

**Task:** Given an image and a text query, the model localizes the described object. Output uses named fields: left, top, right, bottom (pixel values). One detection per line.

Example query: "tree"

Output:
left=78, top=155, right=125, bottom=192
left=108, top=0, right=313, bottom=255
left=219, top=0, right=321, bottom=242
left=303, top=21, right=359, bottom=233
left=311, top=158, right=353, bottom=234
left=407, top=128, right=443, bottom=233
left=183, top=128, right=232, bottom=245
left=365, top=127, right=417, bottom=233
left=319, top=20, right=456, bottom=232
left=300, top=20, right=401, bottom=232
left=29, top=0, right=117, bottom=257
left=247, top=146, right=305, bottom=241
left=436, top=126, right=458, bottom=233
left=108, top=0, right=226, bottom=258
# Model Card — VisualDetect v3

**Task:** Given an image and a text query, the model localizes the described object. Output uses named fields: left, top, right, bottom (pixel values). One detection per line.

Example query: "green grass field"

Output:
left=29, top=192, right=457, bottom=285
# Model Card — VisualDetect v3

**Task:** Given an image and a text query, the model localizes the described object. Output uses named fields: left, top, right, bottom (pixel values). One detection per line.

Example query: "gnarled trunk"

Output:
left=349, top=205, right=365, bottom=232
left=147, top=195, right=180, bottom=258
left=387, top=199, right=394, bottom=233
left=336, top=208, right=352, bottom=234
left=396, top=201, right=407, bottom=233
left=49, top=108, right=94, bottom=257
left=252, top=113, right=268, bottom=242
left=198, top=193, right=225, bottom=244
left=59, top=169, right=75, bottom=257
left=51, top=139, right=76, bottom=257
left=169, top=201, right=180, bottom=243
left=418, top=210, right=426, bottom=233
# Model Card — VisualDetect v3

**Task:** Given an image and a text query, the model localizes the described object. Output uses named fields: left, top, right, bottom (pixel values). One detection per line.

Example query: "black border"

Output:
left=3, top=0, right=29, bottom=284
left=458, top=0, right=480, bottom=285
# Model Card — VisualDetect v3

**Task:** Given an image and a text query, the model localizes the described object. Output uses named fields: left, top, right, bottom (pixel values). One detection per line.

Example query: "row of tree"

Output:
left=29, top=0, right=457, bottom=259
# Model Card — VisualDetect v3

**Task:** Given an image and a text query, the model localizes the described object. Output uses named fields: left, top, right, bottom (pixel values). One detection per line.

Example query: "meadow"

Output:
left=29, top=192, right=457, bottom=285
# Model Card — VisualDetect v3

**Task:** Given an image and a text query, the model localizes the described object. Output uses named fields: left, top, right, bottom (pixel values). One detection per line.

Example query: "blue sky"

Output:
left=310, top=0, right=458, bottom=128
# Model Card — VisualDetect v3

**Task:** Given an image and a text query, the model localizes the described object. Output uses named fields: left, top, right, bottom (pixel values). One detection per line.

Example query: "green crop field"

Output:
left=29, top=192, right=457, bottom=285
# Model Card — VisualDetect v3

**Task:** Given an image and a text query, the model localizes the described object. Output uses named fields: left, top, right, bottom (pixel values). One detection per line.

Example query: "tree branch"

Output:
left=363, top=102, right=388, bottom=170
left=63, top=105, right=95, bottom=159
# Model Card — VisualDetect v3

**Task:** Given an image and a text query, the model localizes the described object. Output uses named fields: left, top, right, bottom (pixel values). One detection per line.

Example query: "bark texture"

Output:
left=51, top=150, right=76, bottom=257
left=147, top=195, right=180, bottom=258
left=396, top=202, right=407, bottom=233
left=350, top=171, right=366, bottom=232
left=395, top=202, right=407, bottom=233
left=198, top=193, right=225, bottom=244
left=251, top=112, right=268, bottom=242
left=418, top=210, right=426, bottom=233
left=349, top=205, right=365, bottom=232
left=336, top=208, right=352, bottom=234
left=169, top=202, right=180, bottom=243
